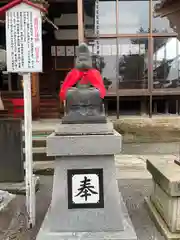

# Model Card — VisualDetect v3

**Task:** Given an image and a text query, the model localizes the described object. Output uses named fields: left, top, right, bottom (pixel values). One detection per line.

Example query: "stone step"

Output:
left=23, top=136, right=47, bottom=148
left=23, top=147, right=54, bottom=161
left=23, top=146, right=46, bottom=154
left=39, top=112, right=60, bottom=118
left=33, top=161, right=54, bottom=175
left=22, top=129, right=53, bottom=135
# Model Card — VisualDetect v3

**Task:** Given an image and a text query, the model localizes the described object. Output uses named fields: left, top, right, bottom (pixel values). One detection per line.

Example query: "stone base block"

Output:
left=36, top=192, right=137, bottom=240
left=47, top=131, right=122, bottom=156
left=62, top=114, right=107, bottom=124
left=146, top=158, right=180, bottom=197
left=48, top=155, right=124, bottom=232
left=151, top=181, right=180, bottom=232
left=55, top=122, right=114, bottom=135
left=145, top=197, right=180, bottom=240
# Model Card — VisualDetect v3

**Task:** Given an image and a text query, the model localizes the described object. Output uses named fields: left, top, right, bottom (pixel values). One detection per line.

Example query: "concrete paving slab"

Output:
left=0, top=177, right=165, bottom=240
left=0, top=192, right=21, bottom=240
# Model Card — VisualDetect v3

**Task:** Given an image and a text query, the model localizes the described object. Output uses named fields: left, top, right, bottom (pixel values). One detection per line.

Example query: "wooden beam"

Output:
left=77, top=0, right=84, bottom=44
left=176, top=99, right=179, bottom=115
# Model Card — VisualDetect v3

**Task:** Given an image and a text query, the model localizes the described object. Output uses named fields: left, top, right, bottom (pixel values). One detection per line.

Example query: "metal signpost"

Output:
left=0, top=0, right=46, bottom=228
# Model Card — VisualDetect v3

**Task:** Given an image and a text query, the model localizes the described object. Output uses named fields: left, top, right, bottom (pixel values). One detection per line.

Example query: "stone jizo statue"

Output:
left=59, top=43, right=107, bottom=124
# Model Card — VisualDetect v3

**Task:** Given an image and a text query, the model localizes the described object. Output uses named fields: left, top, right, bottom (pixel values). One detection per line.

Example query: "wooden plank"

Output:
left=152, top=89, right=180, bottom=96
left=107, top=89, right=150, bottom=97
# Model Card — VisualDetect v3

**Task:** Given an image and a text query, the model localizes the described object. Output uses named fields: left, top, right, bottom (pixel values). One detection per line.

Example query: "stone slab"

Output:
left=0, top=119, right=24, bottom=182
left=0, top=175, right=40, bottom=195
left=48, top=155, right=124, bottom=232
left=36, top=192, right=137, bottom=240
left=145, top=197, right=180, bottom=240
left=47, top=131, right=122, bottom=157
left=55, top=122, right=114, bottom=135
left=146, top=159, right=180, bottom=196
left=151, top=181, right=180, bottom=232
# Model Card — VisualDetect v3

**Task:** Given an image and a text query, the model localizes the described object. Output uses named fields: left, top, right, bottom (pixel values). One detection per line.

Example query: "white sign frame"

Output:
left=5, top=2, right=42, bottom=73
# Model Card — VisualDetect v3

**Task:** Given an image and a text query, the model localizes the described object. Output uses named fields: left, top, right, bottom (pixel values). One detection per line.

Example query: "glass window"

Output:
left=152, top=37, right=180, bottom=89
left=85, top=1, right=116, bottom=36
left=118, top=0, right=149, bottom=34
left=118, top=38, right=148, bottom=89
left=84, top=1, right=95, bottom=38
left=152, top=1, right=176, bottom=33
left=88, top=39, right=117, bottom=94
left=98, top=1, right=116, bottom=34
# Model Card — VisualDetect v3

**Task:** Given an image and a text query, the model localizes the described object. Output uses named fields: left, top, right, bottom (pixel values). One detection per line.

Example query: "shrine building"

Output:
left=0, top=0, right=180, bottom=118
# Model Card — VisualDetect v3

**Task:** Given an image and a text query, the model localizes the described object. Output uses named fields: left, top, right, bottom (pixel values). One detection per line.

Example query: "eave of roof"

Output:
left=154, top=0, right=180, bottom=18
left=154, top=0, right=179, bottom=12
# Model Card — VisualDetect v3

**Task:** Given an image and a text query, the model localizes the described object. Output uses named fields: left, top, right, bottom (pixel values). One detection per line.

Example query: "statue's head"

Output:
left=75, top=43, right=92, bottom=70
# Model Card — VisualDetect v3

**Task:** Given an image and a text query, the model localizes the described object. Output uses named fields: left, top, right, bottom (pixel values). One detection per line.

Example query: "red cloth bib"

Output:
left=59, top=68, right=106, bottom=101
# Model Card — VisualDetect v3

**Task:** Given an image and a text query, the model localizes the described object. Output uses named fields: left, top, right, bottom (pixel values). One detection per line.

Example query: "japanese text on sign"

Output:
left=5, top=3, right=42, bottom=72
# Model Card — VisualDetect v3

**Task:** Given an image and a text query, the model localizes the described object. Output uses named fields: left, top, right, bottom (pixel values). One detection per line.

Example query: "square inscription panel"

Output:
left=67, top=169, right=104, bottom=209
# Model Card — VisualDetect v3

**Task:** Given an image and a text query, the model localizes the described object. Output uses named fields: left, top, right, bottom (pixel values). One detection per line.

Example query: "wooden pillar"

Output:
left=31, top=73, right=40, bottom=119
left=176, top=99, right=179, bottom=115
left=153, top=101, right=157, bottom=114
left=140, top=99, right=146, bottom=116
left=8, top=73, right=12, bottom=91
left=165, top=100, right=169, bottom=114
left=77, top=0, right=84, bottom=43
left=148, top=0, right=153, bottom=118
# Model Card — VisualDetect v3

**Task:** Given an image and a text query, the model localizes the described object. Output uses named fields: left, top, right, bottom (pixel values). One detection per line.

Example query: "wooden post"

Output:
left=165, top=100, right=169, bottom=114
left=116, top=0, right=119, bottom=119
left=141, top=99, right=146, bottom=116
left=77, top=0, right=84, bottom=43
left=31, top=73, right=40, bottom=119
left=176, top=99, right=179, bottom=115
left=8, top=73, right=12, bottom=91
left=153, top=101, right=157, bottom=114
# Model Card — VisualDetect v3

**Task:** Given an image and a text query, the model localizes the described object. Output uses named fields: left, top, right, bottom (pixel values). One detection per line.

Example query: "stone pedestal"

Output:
left=36, top=121, right=137, bottom=240
left=146, top=158, right=180, bottom=239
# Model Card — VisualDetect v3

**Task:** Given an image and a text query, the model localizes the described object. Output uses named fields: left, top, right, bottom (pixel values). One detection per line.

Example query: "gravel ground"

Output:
left=122, top=142, right=180, bottom=155
left=3, top=176, right=164, bottom=240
